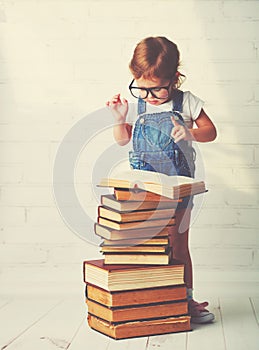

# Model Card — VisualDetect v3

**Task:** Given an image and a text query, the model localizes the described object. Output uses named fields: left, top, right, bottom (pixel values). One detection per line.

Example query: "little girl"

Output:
left=106, top=36, right=217, bottom=324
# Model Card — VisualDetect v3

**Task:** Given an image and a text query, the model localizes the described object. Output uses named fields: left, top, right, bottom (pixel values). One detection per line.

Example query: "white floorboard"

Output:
left=147, top=332, right=187, bottom=350
left=3, top=298, right=85, bottom=350
left=0, top=297, right=61, bottom=349
left=0, top=297, right=12, bottom=310
left=250, top=297, right=259, bottom=326
left=0, top=284, right=259, bottom=350
left=219, top=297, right=259, bottom=350
left=68, top=317, right=110, bottom=350
left=107, top=337, right=148, bottom=350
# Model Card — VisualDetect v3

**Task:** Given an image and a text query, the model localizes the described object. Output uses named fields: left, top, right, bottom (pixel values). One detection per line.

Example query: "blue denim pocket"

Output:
left=141, top=114, right=173, bottom=151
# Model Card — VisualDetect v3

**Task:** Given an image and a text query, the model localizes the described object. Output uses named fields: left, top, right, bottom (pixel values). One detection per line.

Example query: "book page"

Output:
left=110, top=169, right=196, bottom=187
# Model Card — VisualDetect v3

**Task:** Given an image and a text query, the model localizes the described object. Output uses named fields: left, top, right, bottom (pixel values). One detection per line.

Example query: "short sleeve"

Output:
left=182, top=91, right=204, bottom=121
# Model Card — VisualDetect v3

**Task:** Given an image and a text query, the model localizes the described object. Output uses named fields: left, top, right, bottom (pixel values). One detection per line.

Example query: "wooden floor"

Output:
left=1, top=285, right=259, bottom=350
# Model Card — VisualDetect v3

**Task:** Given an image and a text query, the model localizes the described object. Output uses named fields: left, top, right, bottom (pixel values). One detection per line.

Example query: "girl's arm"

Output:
left=106, top=94, right=132, bottom=146
left=190, top=109, right=217, bottom=142
left=113, top=122, right=132, bottom=146
left=171, top=109, right=217, bottom=143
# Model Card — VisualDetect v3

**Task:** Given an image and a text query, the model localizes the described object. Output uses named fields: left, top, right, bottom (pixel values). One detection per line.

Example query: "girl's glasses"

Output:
left=129, top=79, right=171, bottom=99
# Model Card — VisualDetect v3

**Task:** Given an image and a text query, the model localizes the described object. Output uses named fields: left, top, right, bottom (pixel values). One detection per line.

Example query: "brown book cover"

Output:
left=98, top=206, right=175, bottom=223
left=114, top=188, right=182, bottom=202
left=86, top=283, right=187, bottom=307
left=101, top=194, right=178, bottom=212
left=86, top=299, right=188, bottom=322
left=97, top=216, right=175, bottom=231
left=94, top=223, right=174, bottom=240
left=83, top=259, right=184, bottom=291
left=87, top=314, right=191, bottom=339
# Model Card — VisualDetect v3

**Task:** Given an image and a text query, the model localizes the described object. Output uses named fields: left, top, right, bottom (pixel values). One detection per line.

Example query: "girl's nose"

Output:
left=146, top=90, right=155, bottom=99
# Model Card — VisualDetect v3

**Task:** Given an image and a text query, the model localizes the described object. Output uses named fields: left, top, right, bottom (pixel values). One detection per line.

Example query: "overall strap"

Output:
left=172, top=89, right=183, bottom=113
left=137, top=98, right=146, bottom=115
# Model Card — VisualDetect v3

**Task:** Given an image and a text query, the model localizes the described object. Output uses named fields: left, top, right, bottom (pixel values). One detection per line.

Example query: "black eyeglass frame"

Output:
left=129, top=79, right=172, bottom=99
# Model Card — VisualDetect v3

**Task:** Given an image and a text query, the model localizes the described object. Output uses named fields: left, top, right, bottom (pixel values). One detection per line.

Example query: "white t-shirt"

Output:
left=127, top=91, right=204, bottom=129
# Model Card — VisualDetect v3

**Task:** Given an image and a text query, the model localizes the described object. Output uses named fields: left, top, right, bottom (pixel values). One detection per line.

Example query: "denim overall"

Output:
left=129, top=89, right=195, bottom=208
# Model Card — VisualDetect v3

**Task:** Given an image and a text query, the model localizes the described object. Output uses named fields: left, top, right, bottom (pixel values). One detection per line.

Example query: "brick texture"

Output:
left=0, top=0, right=258, bottom=292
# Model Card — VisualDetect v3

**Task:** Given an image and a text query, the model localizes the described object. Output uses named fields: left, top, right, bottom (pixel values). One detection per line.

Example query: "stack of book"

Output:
left=83, top=170, right=207, bottom=339
left=83, top=259, right=191, bottom=339
left=95, top=190, right=179, bottom=265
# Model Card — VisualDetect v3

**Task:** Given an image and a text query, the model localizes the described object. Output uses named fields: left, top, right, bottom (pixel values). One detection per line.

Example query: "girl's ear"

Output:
left=174, top=71, right=186, bottom=89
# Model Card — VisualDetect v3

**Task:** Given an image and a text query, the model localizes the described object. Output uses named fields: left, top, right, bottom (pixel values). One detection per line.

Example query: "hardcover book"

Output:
left=97, top=216, right=175, bottom=231
left=87, top=314, right=191, bottom=339
left=103, top=250, right=171, bottom=265
left=98, top=206, right=175, bottom=223
left=94, top=223, right=174, bottom=240
left=100, top=244, right=169, bottom=253
left=85, top=283, right=187, bottom=307
left=101, top=194, right=178, bottom=212
left=87, top=299, right=188, bottom=322
left=101, top=236, right=170, bottom=246
left=83, top=259, right=184, bottom=291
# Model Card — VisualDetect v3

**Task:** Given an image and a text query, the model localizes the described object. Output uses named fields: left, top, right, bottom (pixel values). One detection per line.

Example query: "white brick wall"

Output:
left=0, top=0, right=259, bottom=294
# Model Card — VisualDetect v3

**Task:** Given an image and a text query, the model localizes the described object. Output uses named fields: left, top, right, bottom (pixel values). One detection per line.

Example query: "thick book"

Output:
left=87, top=299, right=188, bottom=322
left=98, top=216, right=175, bottom=231
left=114, top=188, right=182, bottom=202
left=98, top=206, right=175, bottom=223
left=83, top=259, right=184, bottom=291
left=85, top=283, right=187, bottom=307
left=94, top=223, right=174, bottom=240
left=101, top=194, right=178, bottom=212
left=103, top=250, right=171, bottom=265
left=87, top=314, right=191, bottom=339
left=98, top=169, right=206, bottom=199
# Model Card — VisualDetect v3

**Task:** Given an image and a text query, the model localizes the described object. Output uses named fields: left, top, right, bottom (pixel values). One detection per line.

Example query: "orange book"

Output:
left=94, top=222, right=174, bottom=240
left=98, top=206, right=175, bottom=223
left=102, top=237, right=170, bottom=246
left=103, top=249, right=172, bottom=265
left=87, top=299, right=188, bottom=322
left=87, top=314, right=191, bottom=339
left=101, top=193, right=179, bottom=211
left=94, top=223, right=175, bottom=240
left=97, top=217, right=175, bottom=231
left=85, top=283, right=187, bottom=308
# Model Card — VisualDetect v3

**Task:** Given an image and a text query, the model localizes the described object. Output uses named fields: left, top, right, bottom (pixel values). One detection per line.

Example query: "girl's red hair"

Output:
left=129, top=36, right=184, bottom=87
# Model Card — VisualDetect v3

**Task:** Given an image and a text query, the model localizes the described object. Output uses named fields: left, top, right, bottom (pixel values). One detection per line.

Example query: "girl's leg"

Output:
left=170, top=207, right=215, bottom=324
left=170, top=208, right=192, bottom=289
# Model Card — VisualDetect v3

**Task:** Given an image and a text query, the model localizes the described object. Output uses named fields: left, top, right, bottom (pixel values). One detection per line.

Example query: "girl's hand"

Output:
left=171, top=117, right=193, bottom=143
left=106, top=94, right=128, bottom=123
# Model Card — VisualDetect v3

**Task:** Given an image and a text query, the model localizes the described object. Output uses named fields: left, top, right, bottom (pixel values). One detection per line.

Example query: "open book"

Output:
left=98, top=169, right=206, bottom=199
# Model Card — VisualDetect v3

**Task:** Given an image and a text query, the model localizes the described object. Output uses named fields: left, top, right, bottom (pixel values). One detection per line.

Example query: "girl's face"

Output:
left=135, top=76, right=172, bottom=105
